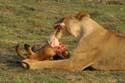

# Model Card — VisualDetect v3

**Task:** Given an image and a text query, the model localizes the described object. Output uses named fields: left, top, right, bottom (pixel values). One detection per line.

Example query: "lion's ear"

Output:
left=75, top=11, right=89, bottom=20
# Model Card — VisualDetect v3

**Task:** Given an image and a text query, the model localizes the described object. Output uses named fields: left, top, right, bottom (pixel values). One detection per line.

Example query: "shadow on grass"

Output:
left=0, top=54, right=23, bottom=69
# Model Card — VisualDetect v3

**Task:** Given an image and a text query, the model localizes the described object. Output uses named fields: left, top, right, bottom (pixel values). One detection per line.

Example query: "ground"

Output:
left=0, top=0, right=125, bottom=83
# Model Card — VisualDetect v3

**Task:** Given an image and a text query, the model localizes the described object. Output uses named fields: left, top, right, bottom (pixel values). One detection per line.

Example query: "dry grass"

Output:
left=0, top=0, right=125, bottom=83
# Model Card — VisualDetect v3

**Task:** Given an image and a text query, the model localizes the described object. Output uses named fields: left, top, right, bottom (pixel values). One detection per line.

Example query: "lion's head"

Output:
left=50, top=11, right=93, bottom=47
left=54, top=11, right=90, bottom=39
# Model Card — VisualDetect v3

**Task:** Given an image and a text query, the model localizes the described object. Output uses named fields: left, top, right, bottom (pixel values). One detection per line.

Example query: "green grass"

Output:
left=0, top=0, right=125, bottom=83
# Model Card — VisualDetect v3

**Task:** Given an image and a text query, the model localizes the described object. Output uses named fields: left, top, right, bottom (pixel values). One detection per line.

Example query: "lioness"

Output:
left=22, top=11, right=125, bottom=71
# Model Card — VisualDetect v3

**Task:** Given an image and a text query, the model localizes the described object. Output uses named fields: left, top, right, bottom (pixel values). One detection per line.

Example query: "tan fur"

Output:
left=22, top=11, right=125, bottom=71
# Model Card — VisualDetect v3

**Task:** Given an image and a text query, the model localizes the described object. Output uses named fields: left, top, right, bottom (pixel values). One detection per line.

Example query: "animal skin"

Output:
left=22, top=11, right=125, bottom=71
left=16, top=41, right=70, bottom=61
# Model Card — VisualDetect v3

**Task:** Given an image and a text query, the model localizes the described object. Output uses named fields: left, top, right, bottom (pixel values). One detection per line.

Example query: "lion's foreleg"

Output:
left=22, top=59, right=76, bottom=71
left=21, top=48, right=99, bottom=71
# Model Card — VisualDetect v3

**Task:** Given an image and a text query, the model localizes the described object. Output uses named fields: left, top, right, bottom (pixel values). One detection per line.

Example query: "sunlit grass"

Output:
left=0, top=0, right=125, bottom=83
